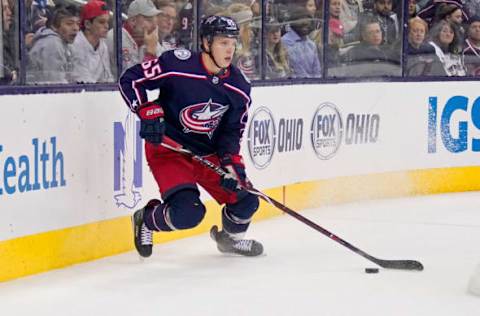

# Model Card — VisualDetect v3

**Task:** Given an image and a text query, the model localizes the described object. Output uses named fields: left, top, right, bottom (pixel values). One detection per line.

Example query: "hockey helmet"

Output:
left=199, top=15, right=240, bottom=40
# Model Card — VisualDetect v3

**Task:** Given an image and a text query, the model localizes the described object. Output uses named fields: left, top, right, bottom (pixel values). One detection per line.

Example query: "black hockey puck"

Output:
left=365, top=268, right=379, bottom=273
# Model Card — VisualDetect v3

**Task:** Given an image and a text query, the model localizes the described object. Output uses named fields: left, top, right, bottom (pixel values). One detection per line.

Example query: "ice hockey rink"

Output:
left=0, top=191, right=479, bottom=316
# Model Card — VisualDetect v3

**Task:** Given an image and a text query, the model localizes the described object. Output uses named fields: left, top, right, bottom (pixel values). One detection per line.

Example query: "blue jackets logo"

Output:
left=0, top=137, right=66, bottom=196
left=247, top=107, right=276, bottom=169
left=428, top=96, right=480, bottom=153
left=180, top=99, right=229, bottom=138
left=113, top=114, right=143, bottom=209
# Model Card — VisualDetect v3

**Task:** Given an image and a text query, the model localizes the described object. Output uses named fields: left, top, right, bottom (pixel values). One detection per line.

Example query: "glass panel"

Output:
left=155, top=0, right=178, bottom=51
left=74, top=0, right=117, bottom=83
left=1, top=0, right=18, bottom=85
left=176, top=0, right=195, bottom=50
left=268, top=0, right=323, bottom=79
left=199, top=0, right=262, bottom=81
left=118, top=0, right=161, bottom=71
left=26, top=1, right=118, bottom=85
left=327, top=0, right=402, bottom=77
left=265, top=1, right=290, bottom=79
left=464, top=17, right=480, bottom=76
left=407, top=2, right=469, bottom=77
left=27, top=3, right=78, bottom=84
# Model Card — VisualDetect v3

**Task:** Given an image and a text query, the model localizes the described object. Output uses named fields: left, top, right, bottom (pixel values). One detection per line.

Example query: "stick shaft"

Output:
left=160, top=137, right=423, bottom=271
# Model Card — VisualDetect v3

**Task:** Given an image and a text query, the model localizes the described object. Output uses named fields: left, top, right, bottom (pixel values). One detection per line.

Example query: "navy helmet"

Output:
left=200, top=15, right=240, bottom=40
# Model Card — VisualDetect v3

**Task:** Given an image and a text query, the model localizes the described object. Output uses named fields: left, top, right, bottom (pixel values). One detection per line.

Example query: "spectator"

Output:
left=265, top=17, right=290, bottom=79
left=25, top=0, right=36, bottom=49
left=434, top=4, right=463, bottom=24
left=344, top=19, right=392, bottom=63
left=202, top=0, right=234, bottom=16
left=408, top=16, right=430, bottom=53
left=72, top=0, right=114, bottom=83
left=31, top=0, right=49, bottom=33
left=227, top=2, right=260, bottom=79
left=269, top=0, right=290, bottom=24
left=281, top=7, right=321, bottom=77
left=25, top=0, right=51, bottom=46
left=434, top=4, right=465, bottom=37
left=418, top=0, right=468, bottom=26
left=1, top=0, right=16, bottom=84
left=328, top=0, right=345, bottom=66
left=299, top=0, right=318, bottom=17
left=424, top=20, right=466, bottom=75
left=250, top=0, right=261, bottom=17
left=465, top=0, right=480, bottom=20
left=177, top=0, right=193, bottom=49
left=369, top=0, right=399, bottom=45
left=463, top=16, right=480, bottom=75
left=409, top=0, right=418, bottom=18
left=406, top=17, right=434, bottom=76
left=328, top=16, right=346, bottom=67
left=303, top=0, right=323, bottom=53
left=28, top=5, right=79, bottom=84
left=340, top=0, right=364, bottom=39
left=154, top=0, right=178, bottom=51
left=331, top=0, right=343, bottom=22
left=106, top=0, right=162, bottom=73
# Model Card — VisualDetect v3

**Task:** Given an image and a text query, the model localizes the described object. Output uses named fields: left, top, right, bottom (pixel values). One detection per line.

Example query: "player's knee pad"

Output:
left=226, top=193, right=259, bottom=221
left=166, top=189, right=206, bottom=230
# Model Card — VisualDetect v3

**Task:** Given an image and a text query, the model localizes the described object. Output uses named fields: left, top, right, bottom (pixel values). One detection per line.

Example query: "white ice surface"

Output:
left=1, top=192, right=480, bottom=316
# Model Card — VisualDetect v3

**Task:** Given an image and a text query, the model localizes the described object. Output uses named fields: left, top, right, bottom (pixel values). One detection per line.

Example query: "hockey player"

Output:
left=119, top=15, right=263, bottom=258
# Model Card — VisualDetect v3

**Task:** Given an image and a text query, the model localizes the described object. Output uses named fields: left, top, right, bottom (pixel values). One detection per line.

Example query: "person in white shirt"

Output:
left=72, top=0, right=113, bottom=83
left=106, top=0, right=163, bottom=74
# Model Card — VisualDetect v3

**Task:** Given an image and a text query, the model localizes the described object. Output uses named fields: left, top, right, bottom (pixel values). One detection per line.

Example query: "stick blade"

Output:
left=375, top=259, right=424, bottom=271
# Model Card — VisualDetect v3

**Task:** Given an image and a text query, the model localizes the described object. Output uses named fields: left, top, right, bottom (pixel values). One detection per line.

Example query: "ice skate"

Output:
left=132, top=206, right=153, bottom=258
left=210, top=225, right=263, bottom=257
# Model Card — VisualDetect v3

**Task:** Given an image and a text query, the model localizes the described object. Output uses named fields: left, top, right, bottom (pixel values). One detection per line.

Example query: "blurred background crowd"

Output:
left=1, top=0, right=480, bottom=85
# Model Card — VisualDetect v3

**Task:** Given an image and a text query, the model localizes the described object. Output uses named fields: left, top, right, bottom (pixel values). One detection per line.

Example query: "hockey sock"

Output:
left=222, top=206, right=251, bottom=239
left=143, top=203, right=174, bottom=232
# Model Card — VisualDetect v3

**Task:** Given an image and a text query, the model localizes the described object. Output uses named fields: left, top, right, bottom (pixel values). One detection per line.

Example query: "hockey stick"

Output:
left=160, top=137, right=424, bottom=271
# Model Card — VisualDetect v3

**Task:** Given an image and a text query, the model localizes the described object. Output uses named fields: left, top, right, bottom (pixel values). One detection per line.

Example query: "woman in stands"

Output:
left=424, top=20, right=466, bottom=76
left=265, top=17, right=290, bottom=79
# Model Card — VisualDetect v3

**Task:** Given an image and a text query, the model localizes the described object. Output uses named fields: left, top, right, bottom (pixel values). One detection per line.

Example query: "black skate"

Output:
left=210, top=225, right=263, bottom=257
left=132, top=207, right=153, bottom=258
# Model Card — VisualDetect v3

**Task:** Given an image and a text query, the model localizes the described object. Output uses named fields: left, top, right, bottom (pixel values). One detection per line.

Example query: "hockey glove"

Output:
left=220, top=154, right=249, bottom=191
left=137, top=102, right=165, bottom=145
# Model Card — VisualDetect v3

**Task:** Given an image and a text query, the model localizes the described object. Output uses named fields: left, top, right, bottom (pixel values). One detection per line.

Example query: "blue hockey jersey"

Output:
left=119, top=49, right=252, bottom=157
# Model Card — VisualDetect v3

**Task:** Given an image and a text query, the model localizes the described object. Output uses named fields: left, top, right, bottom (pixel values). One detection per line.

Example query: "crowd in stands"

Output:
left=1, top=0, right=480, bottom=85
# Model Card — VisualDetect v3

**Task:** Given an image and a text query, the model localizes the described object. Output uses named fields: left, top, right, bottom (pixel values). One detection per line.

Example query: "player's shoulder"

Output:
left=160, top=49, right=197, bottom=64
left=157, top=49, right=201, bottom=74
left=226, top=65, right=251, bottom=95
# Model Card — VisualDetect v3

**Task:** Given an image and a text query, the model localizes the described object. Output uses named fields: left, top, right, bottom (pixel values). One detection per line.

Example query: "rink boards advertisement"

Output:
left=0, top=81, right=479, bottom=281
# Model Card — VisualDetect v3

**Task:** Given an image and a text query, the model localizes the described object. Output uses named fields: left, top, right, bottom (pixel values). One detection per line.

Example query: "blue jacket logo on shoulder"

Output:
left=174, top=49, right=192, bottom=60
left=180, top=99, right=229, bottom=138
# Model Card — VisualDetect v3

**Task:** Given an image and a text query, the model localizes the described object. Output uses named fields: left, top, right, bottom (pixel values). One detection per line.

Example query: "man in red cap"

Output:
left=72, top=0, right=113, bottom=83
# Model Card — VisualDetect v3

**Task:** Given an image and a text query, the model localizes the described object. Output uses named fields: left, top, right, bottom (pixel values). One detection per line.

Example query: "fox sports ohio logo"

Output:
left=247, top=107, right=276, bottom=169
left=310, top=102, right=343, bottom=160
